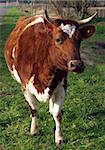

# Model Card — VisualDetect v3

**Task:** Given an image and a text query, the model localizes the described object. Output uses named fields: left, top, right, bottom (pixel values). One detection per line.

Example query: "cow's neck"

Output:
left=35, top=61, right=67, bottom=94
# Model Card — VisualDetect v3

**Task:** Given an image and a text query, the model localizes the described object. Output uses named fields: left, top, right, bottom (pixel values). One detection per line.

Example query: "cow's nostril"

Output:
left=68, top=60, right=84, bottom=73
left=68, top=60, right=80, bottom=69
left=71, top=62, right=75, bottom=68
left=68, top=61, right=76, bottom=70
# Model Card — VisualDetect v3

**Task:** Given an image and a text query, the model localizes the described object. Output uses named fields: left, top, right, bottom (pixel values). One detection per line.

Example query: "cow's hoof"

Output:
left=30, top=131, right=38, bottom=136
left=30, top=126, right=38, bottom=136
left=55, top=137, right=65, bottom=145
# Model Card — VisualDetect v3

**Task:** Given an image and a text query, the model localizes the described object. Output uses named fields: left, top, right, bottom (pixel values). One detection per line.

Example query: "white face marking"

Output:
left=27, top=75, right=50, bottom=102
left=12, top=65, right=21, bottom=83
left=24, top=17, right=44, bottom=30
left=12, top=47, right=15, bottom=59
left=60, top=23, right=76, bottom=38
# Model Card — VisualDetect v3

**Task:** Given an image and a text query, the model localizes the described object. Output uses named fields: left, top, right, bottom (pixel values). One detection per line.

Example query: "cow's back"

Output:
left=4, top=16, right=38, bottom=71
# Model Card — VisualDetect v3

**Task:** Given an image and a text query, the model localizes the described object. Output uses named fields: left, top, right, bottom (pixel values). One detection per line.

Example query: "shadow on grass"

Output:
left=88, top=110, right=105, bottom=119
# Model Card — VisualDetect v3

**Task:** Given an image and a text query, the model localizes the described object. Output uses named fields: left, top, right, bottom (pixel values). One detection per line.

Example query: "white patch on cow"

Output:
left=12, top=65, right=21, bottom=83
left=49, top=94, right=55, bottom=114
left=24, top=88, right=37, bottom=110
left=12, top=47, right=15, bottom=59
left=60, top=23, right=76, bottom=38
left=52, top=80, right=65, bottom=116
left=27, top=75, right=50, bottom=102
left=24, top=17, right=44, bottom=30
left=49, top=79, right=65, bottom=115
left=33, top=17, right=44, bottom=24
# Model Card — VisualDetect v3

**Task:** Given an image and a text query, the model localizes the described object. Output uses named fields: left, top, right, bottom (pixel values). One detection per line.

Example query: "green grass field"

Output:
left=0, top=7, right=105, bottom=150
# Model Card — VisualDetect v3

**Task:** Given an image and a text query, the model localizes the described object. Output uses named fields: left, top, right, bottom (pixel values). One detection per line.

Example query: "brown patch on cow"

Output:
left=49, top=69, right=67, bottom=95
left=4, top=16, right=40, bottom=71
left=57, top=113, right=62, bottom=123
left=14, top=22, right=53, bottom=86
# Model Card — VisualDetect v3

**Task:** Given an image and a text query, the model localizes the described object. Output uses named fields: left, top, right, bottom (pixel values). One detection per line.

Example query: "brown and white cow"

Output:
left=5, top=10, right=96, bottom=145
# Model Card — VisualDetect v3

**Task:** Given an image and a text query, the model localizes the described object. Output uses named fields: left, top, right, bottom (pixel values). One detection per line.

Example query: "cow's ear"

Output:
left=80, top=25, right=95, bottom=39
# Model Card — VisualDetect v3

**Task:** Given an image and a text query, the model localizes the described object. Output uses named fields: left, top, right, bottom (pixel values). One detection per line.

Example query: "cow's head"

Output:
left=45, top=10, right=96, bottom=73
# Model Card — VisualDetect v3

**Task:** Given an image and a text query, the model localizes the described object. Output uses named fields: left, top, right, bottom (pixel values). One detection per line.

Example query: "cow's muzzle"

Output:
left=68, top=60, right=85, bottom=73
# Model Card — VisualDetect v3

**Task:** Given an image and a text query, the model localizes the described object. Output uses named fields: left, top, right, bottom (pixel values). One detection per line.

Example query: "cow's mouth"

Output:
left=67, top=60, right=85, bottom=73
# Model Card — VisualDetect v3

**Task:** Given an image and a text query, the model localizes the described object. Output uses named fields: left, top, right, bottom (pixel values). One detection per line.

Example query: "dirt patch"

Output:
left=81, top=52, right=95, bottom=66
left=96, top=22, right=105, bottom=26
left=93, top=41, right=105, bottom=55
left=81, top=41, right=105, bottom=66
left=0, top=92, right=13, bottom=98
left=0, top=145, right=5, bottom=150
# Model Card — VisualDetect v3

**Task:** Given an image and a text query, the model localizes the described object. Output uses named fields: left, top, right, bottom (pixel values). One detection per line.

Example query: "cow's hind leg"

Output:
left=49, top=85, right=65, bottom=145
left=24, top=88, right=38, bottom=135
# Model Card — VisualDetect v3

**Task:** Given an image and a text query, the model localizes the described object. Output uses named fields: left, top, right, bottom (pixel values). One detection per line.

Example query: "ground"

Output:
left=0, top=7, right=105, bottom=150
left=82, top=41, right=105, bottom=65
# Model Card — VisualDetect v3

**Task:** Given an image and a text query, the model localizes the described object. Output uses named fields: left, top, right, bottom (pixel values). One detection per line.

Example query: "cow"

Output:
left=4, top=10, right=97, bottom=145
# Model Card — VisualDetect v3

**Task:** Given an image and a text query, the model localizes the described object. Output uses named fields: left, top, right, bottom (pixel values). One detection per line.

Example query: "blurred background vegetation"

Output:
left=1, top=0, right=105, bottom=19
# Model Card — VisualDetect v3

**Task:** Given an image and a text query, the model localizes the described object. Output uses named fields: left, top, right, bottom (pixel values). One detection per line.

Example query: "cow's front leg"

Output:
left=49, top=85, right=65, bottom=145
left=24, top=88, right=38, bottom=135
left=53, top=111, right=64, bottom=145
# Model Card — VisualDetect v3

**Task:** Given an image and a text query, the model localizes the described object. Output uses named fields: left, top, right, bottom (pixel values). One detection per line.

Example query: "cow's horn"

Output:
left=45, top=9, right=54, bottom=24
left=77, top=12, right=97, bottom=25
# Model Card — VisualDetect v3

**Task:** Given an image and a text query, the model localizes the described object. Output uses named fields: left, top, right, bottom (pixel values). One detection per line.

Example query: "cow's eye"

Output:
left=55, top=37, right=63, bottom=45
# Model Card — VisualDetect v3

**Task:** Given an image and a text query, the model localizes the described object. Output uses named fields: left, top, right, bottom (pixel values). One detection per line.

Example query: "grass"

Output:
left=0, top=7, right=105, bottom=150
